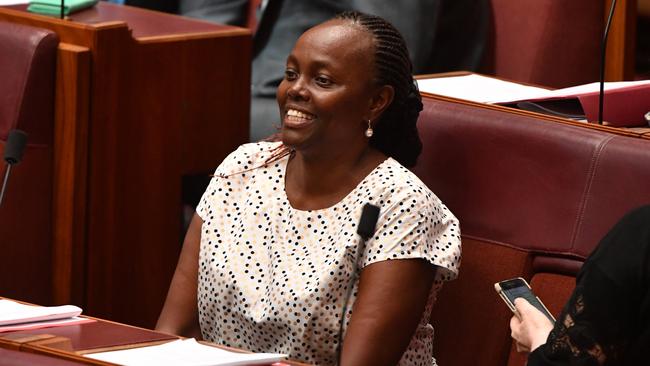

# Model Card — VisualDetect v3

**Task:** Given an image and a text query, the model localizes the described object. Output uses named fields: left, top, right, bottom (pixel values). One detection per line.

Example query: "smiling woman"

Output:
left=155, top=11, right=461, bottom=366
left=277, top=18, right=380, bottom=158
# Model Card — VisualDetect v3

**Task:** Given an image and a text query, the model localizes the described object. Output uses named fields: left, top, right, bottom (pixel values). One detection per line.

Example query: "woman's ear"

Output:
left=368, top=85, right=394, bottom=122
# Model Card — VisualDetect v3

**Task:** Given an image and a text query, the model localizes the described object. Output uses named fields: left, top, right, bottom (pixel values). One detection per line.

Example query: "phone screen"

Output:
left=497, top=278, right=555, bottom=323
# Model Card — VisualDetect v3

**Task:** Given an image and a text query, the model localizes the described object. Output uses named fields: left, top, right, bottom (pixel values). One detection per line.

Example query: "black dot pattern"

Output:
left=195, top=142, right=461, bottom=365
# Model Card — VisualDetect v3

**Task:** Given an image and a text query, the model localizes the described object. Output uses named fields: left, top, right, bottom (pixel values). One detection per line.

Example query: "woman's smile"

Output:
left=284, top=108, right=316, bottom=128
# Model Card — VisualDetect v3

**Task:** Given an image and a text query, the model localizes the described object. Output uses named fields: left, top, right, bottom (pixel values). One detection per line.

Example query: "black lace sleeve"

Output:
left=526, top=264, right=635, bottom=366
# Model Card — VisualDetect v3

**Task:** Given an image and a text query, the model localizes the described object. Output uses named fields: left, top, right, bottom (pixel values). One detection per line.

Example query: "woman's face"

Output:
left=277, top=20, right=378, bottom=154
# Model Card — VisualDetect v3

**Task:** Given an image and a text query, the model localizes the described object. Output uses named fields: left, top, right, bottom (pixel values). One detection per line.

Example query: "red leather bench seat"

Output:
left=413, top=96, right=650, bottom=366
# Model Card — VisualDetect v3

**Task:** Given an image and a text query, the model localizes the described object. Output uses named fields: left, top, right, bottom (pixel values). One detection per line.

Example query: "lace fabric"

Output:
left=528, top=265, right=630, bottom=366
left=544, top=294, right=616, bottom=365
left=527, top=206, right=650, bottom=366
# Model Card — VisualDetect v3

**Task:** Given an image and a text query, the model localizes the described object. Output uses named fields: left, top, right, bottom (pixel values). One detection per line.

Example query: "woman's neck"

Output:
left=284, top=146, right=386, bottom=211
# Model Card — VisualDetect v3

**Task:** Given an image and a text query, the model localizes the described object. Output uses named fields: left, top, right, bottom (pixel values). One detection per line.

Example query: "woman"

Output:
left=510, top=205, right=650, bottom=365
left=156, top=11, right=461, bottom=366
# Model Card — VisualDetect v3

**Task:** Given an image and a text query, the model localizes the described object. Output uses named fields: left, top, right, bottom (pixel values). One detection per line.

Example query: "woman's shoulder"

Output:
left=379, top=158, right=434, bottom=197
left=377, top=158, right=456, bottom=216
left=227, top=141, right=284, bottom=163
left=215, top=141, right=285, bottom=176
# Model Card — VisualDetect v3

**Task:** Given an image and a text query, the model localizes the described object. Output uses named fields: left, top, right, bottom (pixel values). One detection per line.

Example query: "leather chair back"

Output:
left=0, top=21, right=58, bottom=304
left=413, top=96, right=650, bottom=366
left=483, top=0, right=603, bottom=88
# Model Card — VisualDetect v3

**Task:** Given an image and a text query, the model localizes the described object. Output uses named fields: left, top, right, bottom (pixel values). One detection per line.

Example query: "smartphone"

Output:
left=494, top=277, right=555, bottom=323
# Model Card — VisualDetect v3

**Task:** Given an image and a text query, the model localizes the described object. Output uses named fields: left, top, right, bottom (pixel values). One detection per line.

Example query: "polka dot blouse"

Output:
left=196, top=142, right=461, bottom=366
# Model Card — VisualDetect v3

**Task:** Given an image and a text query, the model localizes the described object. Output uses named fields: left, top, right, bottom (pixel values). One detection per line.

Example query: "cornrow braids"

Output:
left=335, top=11, right=423, bottom=168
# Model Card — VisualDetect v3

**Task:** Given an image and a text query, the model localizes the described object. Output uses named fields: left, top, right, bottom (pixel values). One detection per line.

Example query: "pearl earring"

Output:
left=365, top=119, right=373, bottom=138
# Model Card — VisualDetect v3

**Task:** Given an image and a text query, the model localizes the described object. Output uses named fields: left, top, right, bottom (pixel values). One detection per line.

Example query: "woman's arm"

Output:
left=340, top=259, right=436, bottom=366
left=155, top=213, right=203, bottom=338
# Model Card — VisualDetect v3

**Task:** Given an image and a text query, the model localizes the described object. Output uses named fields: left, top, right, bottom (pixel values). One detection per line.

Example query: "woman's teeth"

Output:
left=287, top=109, right=314, bottom=120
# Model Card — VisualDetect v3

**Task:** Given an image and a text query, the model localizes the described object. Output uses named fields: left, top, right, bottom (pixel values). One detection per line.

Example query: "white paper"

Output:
left=417, top=74, right=650, bottom=105
left=495, top=79, right=650, bottom=104
left=0, top=299, right=82, bottom=326
left=86, top=338, right=287, bottom=366
left=417, top=74, right=551, bottom=104
left=0, top=1, right=29, bottom=5
left=0, top=316, right=93, bottom=333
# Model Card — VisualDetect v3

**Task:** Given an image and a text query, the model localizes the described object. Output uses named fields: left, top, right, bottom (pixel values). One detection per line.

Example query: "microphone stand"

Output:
left=0, top=164, right=12, bottom=207
left=337, top=203, right=379, bottom=360
left=598, top=0, right=618, bottom=125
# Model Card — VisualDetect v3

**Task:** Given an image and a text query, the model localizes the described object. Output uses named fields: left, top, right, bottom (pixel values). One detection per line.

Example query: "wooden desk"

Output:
left=0, top=309, right=310, bottom=365
left=0, top=3, right=251, bottom=327
left=1, top=319, right=176, bottom=353
left=0, top=348, right=90, bottom=366
left=417, top=72, right=650, bottom=140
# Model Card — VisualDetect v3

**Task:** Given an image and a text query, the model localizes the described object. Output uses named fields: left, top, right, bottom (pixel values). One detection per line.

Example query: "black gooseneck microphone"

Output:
left=598, top=0, right=618, bottom=125
left=1, top=130, right=28, bottom=208
left=356, top=203, right=380, bottom=241
left=337, top=203, right=381, bottom=357
left=60, top=0, right=64, bottom=19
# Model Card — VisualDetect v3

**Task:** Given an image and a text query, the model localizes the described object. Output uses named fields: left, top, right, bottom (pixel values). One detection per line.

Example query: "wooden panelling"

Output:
left=52, top=43, right=91, bottom=306
left=0, top=3, right=251, bottom=328
left=605, top=0, right=638, bottom=80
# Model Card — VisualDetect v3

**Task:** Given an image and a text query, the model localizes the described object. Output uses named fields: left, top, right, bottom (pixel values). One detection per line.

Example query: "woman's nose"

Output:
left=287, top=79, right=309, bottom=100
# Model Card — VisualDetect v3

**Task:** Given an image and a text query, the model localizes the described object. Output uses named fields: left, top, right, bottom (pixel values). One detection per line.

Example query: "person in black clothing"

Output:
left=510, top=205, right=650, bottom=365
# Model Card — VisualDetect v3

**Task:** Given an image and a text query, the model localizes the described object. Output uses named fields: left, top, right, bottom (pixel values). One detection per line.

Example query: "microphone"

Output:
left=60, top=0, right=64, bottom=19
left=598, top=0, right=618, bottom=125
left=1, top=130, right=28, bottom=207
left=356, top=203, right=380, bottom=241
left=338, top=203, right=381, bottom=355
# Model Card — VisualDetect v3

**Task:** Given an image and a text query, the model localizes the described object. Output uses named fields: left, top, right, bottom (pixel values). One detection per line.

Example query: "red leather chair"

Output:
left=0, top=21, right=58, bottom=304
left=413, top=95, right=650, bottom=366
left=482, top=0, right=603, bottom=88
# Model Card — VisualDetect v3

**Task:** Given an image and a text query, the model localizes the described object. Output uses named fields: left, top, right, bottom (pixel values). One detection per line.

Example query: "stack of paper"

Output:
left=417, top=74, right=650, bottom=126
left=0, top=299, right=92, bottom=332
left=86, top=338, right=287, bottom=366
left=417, top=74, right=551, bottom=104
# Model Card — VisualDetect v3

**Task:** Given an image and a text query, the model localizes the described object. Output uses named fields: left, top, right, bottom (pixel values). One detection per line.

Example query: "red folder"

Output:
left=577, top=83, right=650, bottom=127
left=494, top=80, right=650, bottom=127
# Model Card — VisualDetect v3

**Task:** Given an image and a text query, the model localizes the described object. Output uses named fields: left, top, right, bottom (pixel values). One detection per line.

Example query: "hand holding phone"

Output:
left=494, top=277, right=555, bottom=323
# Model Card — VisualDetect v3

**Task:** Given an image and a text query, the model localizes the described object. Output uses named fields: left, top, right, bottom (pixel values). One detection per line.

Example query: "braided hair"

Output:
left=335, top=11, right=423, bottom=168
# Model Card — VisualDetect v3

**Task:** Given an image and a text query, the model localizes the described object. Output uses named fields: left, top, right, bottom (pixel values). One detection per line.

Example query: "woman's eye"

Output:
left=284, top=70, right=297, bottom=80
left=315, top=76, right=332, bottom=86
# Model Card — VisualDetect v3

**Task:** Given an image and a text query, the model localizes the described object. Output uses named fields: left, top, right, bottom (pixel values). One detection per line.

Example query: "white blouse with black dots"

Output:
left=196, top=142, right=461, bottom=366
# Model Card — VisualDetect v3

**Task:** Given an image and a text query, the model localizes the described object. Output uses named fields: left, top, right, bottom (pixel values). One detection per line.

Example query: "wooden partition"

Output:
left=0, top=3, right=251, bottom=328
left=605, top=0, right=638, bottom=81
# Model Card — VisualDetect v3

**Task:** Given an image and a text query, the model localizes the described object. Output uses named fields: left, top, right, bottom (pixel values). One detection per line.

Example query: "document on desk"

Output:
left=86, top=338, right=287, bottom=366
left=417, top=74, right=650, bottom=105
left=494, top=79, right=650, bottom=104
left=0, top=299, right=82, bottom=326
left=417, top=74, right=551, bottom=104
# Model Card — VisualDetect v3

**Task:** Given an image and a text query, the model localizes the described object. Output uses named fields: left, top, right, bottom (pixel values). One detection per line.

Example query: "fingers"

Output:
left=510, top=315, right=524, bottom=349
left=513, top=297, right=531, bottom=311
left=514, top=298, right=554, bottom=327
left=510, top=297, right=554, bottom=353
left=510, top=314, right=521, bottom=329
left=513, top=297, right=536, bottom=319
left=515, top=342, right=530, bottom=353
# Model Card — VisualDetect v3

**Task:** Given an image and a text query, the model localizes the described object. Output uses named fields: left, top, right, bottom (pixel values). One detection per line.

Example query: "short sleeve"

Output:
left=196, top=173, right=219, bottom=222
left=360, top=185, right=461, bottom=282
